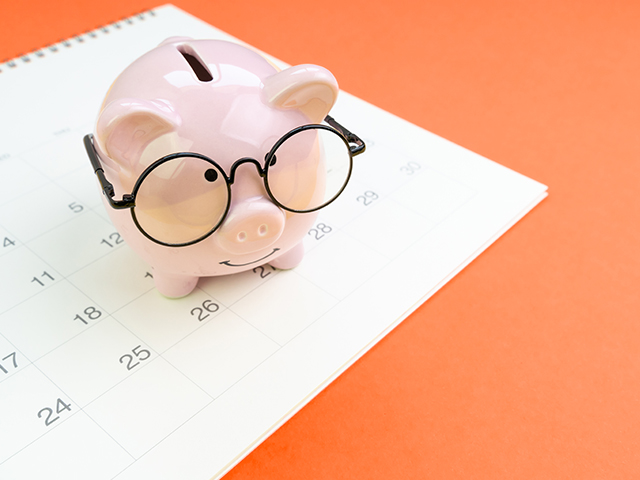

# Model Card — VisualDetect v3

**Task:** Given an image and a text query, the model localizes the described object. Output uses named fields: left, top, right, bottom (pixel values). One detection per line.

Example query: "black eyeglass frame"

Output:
left=84, top=115, right=366, bottom=247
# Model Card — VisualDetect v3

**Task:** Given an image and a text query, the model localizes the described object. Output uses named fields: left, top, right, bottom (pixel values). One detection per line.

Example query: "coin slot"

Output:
left=177, top=44, right=213, bottom=82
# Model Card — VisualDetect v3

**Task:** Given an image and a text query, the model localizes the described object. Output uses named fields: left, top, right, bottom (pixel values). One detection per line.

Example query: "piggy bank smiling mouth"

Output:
left=219, top=248, right=280, bottom=267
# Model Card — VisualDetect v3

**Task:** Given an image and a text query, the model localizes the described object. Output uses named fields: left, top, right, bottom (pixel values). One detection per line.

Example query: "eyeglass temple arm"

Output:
left=83, top=134, right=135, bottom=210
left=324, top=115, right=366, bottom=156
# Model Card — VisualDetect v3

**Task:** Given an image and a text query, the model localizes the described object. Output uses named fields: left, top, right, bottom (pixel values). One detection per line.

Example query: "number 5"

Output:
left=68, top=202, right=84, bottom=213
left=132, top=345, right=151, bottom=361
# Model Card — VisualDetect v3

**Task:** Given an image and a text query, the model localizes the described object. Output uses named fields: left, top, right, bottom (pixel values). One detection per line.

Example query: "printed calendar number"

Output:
left=253, top=265, right=276, bottom=279
left=0, top=352, right=18, bottom=374
left=308, top=223, right=333, bottom=240
left=119, top=345, right=151, bottom=370
left=400, top=161, right=421, bottom=175
left=101, top=232, right=124, bottom=248
left=37, top=398, right=72, bottom=427
left=31, top=271, right=55, bottom=287
left=190, top=299, right=220, bottom=322
left=356, top=191, right=379, bottom=206
left=68, top=201, right=84, bottom=213
left=53, top=127, right=71, bottom=136
left=73, top=306, right=102, bottom=325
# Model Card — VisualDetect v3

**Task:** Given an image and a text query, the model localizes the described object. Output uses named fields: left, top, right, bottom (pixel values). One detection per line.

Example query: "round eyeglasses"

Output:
left=84, top=116, right=366, bottom=247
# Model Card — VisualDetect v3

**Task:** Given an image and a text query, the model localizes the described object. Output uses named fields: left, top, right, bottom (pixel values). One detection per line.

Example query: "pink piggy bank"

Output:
left=84, top=37, right=365, bottom=297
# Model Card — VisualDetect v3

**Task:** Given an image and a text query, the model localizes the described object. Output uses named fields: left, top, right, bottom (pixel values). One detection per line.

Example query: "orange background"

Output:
left=2, top=0, right=639, bottom=478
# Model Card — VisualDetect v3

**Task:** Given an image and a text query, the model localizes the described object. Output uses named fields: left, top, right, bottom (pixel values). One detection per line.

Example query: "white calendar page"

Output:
left=0, top=5, right=547, bottom=480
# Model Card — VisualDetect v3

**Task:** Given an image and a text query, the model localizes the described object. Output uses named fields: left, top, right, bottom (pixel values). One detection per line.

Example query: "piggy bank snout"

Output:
left=216, top=199, right=285, bottom=255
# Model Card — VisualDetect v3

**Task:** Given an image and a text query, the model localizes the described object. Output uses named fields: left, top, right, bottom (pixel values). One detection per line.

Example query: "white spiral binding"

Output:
left=0, top=9, right=156, bottom=74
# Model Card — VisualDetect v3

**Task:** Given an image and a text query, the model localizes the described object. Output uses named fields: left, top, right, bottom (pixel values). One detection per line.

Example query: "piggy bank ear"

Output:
left=263, top=65, right=339, bottom=123
left=96, top=99, right=181, bottom=167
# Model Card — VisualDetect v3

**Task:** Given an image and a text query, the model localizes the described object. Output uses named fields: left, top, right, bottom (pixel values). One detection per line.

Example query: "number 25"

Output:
left=119, top=345, right=151, bottom=371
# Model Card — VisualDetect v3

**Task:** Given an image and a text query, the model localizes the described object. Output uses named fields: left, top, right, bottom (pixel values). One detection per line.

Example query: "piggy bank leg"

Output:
left=269, top=241, right=304, bottom=270
left=153, top=269, right=199, bottom=298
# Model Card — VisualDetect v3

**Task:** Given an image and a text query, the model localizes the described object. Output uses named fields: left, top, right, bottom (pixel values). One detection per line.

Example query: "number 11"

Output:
left=31, top=271, right=55, bottom=287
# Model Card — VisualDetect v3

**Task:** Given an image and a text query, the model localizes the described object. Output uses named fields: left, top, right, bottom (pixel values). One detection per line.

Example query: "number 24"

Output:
left=38, top=398, right=72, bottom=427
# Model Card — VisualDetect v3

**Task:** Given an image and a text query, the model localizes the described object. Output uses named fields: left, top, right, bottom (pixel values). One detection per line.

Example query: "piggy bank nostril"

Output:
left=217, top=199, right=285, bottom=254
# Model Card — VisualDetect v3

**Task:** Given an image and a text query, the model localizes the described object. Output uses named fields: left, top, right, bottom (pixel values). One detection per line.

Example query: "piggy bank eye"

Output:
left=204, top=168, right=218, bottom=182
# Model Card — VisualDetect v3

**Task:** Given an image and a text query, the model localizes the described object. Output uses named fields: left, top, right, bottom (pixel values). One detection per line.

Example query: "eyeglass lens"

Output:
left=133, top=156, right=228, bottom=245
left=267, top=127, right=351, bottom=212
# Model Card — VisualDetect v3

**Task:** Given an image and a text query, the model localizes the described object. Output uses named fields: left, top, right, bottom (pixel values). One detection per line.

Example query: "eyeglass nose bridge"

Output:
left=228, top=157, right=267, bottom=185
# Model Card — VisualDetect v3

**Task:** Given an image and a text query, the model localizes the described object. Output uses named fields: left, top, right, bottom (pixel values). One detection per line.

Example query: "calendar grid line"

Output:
left=0, top=395, right=81, bottom=467
left=0, top=239, right=120, bottom=317
left=79, top=353, right=216, bottom=453
left=175, top=333, right=284, bottom=401
left=0, top=139, right=89, bottom=209
left=338, top=185, right=479, bottom=258
left=197, top=266, right=281, bottom=310
left=272, top=268, right=389, bottom=347
left=118, top=296, right=235, bottom=356
left=107, top=313, right=220, bottom=402
left=200, top=267, right=340, bottom=347
left=20, top=308, right=112, bottom=363
left=0, top=332, right=32, bottom=385
left=13, top=198, right=89, bottom=242
left=78, top=411, right=138, bottom=465
left=108, top=395, right=217, bottom=476
left=0, top=238, right=63, bottom=315
left=65, top=250, right=154, bottom=300
left=1, top=362, right=87, bottom=464
left=150, top=312, right=284, bottom=396
left=0, top=185, right=98, bottom=246
left=189, top=268, right=392, bottom=407
left=223, top=272, right=337, bottom=344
